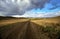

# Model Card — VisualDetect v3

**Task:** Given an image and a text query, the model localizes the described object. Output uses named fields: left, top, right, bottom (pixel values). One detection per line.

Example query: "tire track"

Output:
left=0, top=21, right=28, bottom=39
left=5, top=21, right=28, bottom=39
left=30, top=22, right=50, bottom=39
left=23, top=20, right=40, bottom=39
left=16, top=21, right=29, bottom=39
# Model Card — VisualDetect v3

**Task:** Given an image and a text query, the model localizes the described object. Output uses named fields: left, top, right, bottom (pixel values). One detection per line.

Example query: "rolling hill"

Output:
left=0, top=16, right=60, bottom=39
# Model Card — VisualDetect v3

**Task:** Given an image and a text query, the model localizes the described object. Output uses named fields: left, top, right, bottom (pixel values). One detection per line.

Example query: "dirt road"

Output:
left=0, top=20, right=56, bottom=39
left=0, top=21, right=29, bottom=39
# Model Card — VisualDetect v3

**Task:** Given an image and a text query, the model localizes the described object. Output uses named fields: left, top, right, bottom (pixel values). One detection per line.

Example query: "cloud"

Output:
left=30, top=0, right=50, bottom=9
left=0, top=0, right=50, bottom=16
left=0, top=0, right=31, bottom=15
left=49, top=0, right=60, bottom=10
left=12, top=11, right=60, bottom=18
left=24, top=11, right=60, bottom=18
left=0, top=0, right=60, bottom=17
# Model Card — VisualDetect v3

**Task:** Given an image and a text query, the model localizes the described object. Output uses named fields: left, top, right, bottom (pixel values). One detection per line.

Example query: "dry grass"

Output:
left=0, top=16, right=60, bottom=39
left=0, top=19, right=29, bottom=26
left=31, top=17, right=60, bottom=27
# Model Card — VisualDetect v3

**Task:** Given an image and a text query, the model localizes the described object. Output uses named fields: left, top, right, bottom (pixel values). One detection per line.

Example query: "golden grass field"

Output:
left=0, top=16, right=60, bottom=39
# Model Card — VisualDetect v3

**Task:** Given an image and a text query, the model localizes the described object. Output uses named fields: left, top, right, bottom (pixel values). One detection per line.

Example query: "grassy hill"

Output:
left=0, top=16, right=28, bottom=21
left=0, top=16, right=60, bottom=39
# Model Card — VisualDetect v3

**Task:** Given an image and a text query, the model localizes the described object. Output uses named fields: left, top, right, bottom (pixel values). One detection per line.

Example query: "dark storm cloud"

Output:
left=0, top=0, right=29, bottom=15
left=30, top=0, right=60, bottom=10
left=30, top=0, right=50, bottom=9
left=0, top=0, right=60, bottom=16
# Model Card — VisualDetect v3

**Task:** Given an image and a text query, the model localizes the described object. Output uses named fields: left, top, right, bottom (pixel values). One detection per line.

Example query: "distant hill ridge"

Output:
left=0, top=16, right=60, bottom=19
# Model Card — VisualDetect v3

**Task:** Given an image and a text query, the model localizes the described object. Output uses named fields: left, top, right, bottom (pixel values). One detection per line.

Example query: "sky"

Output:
left=0, top=0, right=60, bottom=17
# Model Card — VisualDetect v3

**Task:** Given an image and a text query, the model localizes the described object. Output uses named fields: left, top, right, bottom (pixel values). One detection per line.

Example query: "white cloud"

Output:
left=12, top=11, right=60, bottom=18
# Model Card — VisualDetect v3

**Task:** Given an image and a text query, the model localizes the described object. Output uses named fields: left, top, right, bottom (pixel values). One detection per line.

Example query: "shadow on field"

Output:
left=0, top=21, right=60, bottom=39
left=0, top=34, right=2, bottom=39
